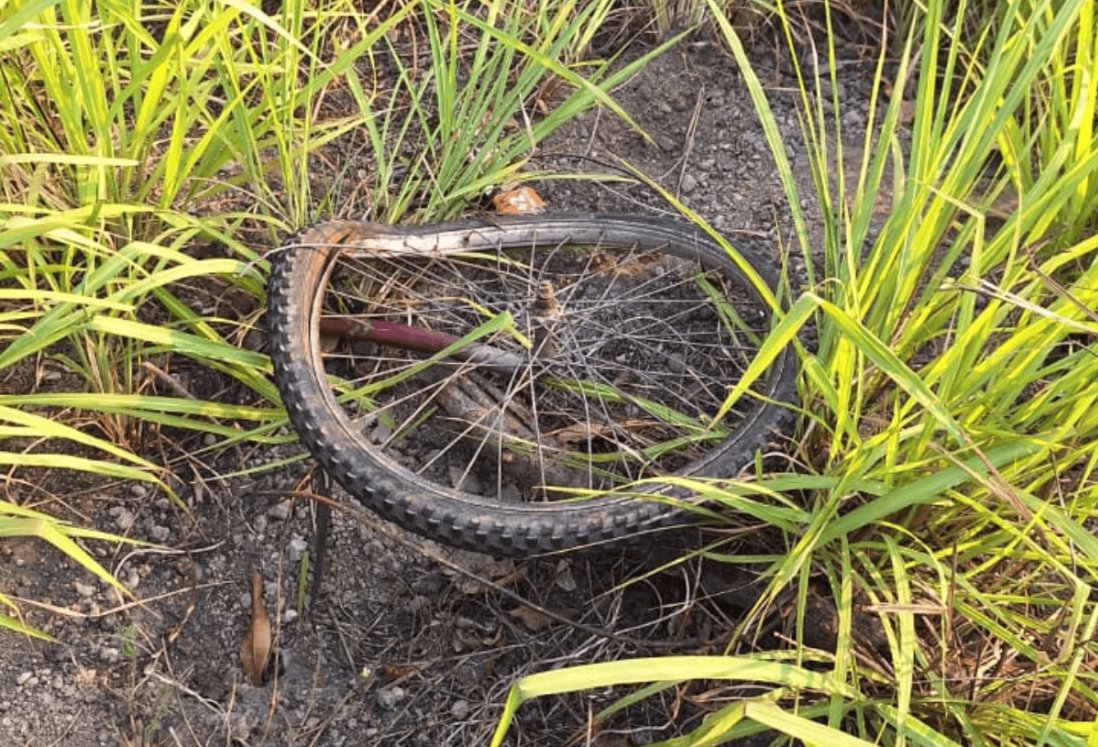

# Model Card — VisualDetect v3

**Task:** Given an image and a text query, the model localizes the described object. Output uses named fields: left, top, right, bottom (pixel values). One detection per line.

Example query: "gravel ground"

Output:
left=0, top=29, right=884, bottom=747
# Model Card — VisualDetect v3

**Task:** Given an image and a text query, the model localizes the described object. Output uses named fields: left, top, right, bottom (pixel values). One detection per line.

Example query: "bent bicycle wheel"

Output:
left=267, top=215, right=797, bottom=555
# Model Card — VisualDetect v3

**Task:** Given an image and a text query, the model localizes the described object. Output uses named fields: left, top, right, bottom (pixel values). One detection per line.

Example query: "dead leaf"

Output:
left=509, top=605, right=553, bottom=632
left=554, top=559, right=577, bottom=592
left=492, top=186, right=545, bottom=215
left=899, top=98, right=917, bottom=127
left=381, top=662, right=422, bottom=681
left=451, top=627, right=486, bottom=653
left=239, top=569, right=271, bottom=686
left=509, top=605, right=576, bottom=632
left=591, top=250, right=663, bottom=279
left=548, top=418, right=657, bottom=446
left=445, top=552, right=524, bottom=595
left=547, top=422, right=612, bottom=445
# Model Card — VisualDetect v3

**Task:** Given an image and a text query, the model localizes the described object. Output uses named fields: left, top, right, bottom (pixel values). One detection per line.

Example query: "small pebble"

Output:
left=680, top=174, right=698, bottom=194
left=450, top=699, right=470, bottom=720
left=16, top=671, right=32, bottom=686
left=288, top=536, right=308, bottom=562
left=283, top=608, right=298, bottom=624
left=267, top=501, right=292, bottom=521
left=227, top=712, right=253, bottom=741
left=115, top=509, right=136, bottom=532
left=149, top=526, right=170, bottom=542
left=130, top=484, right=147, bottom=499
left=73, top=581, right=96, bottom=598
left=376, top=686, right=406, bottom=710
left=842, top=109, right=864, bottom=131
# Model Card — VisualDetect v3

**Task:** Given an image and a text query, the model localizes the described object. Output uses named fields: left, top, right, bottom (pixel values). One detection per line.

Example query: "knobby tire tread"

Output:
left=267, top=215, right=797, bottom=555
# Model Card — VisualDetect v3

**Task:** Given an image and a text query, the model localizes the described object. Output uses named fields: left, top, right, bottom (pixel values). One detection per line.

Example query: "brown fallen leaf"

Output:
left=547, top=418, right=658, bottom=446
left=381, top=661, right=423, bottom=681
left=492, top=186, right=545, bottom=215
left=444, top=552, right=524, bottom=595
left=554, top=559, right=577, bottom=592
left=509, top=605, right=576, bottom=632
left=239, top=569, right=271, bottom=686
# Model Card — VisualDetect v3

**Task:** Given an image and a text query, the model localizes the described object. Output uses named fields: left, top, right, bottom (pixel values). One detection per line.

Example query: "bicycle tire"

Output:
left=267, top=215, right=797, bottom=555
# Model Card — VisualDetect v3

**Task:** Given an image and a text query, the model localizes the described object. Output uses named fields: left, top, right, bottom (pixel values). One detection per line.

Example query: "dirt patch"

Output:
left=0, top=35, right=879, bottom=747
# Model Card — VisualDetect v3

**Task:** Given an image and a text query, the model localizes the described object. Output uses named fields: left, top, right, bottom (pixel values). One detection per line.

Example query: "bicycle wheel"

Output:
left=267, top=215, right=797, bottom=555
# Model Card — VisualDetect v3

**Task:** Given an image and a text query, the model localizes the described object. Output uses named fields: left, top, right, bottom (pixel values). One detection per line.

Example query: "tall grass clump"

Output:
left=0, top=0, right=662, bottom=635
left=332, top=0, right=679, bottom=220
left=491, top=0, right=1098, bottom=744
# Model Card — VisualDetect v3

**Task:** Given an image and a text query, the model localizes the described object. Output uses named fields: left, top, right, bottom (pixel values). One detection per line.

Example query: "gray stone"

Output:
left=375, top=686, right=406, bottom=710
left=288, top=536, right=308, bottom=562
left=114, top=509, right=136, bottom=532
left=267, top=500, right=292, bottom=521
left=450, top=699, right=470, bottom=720
left=448, top=467, right=481, bottom=494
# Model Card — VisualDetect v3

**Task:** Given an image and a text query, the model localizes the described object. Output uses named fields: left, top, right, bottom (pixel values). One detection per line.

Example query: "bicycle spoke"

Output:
left=314, top=236, right=768, bottom=501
